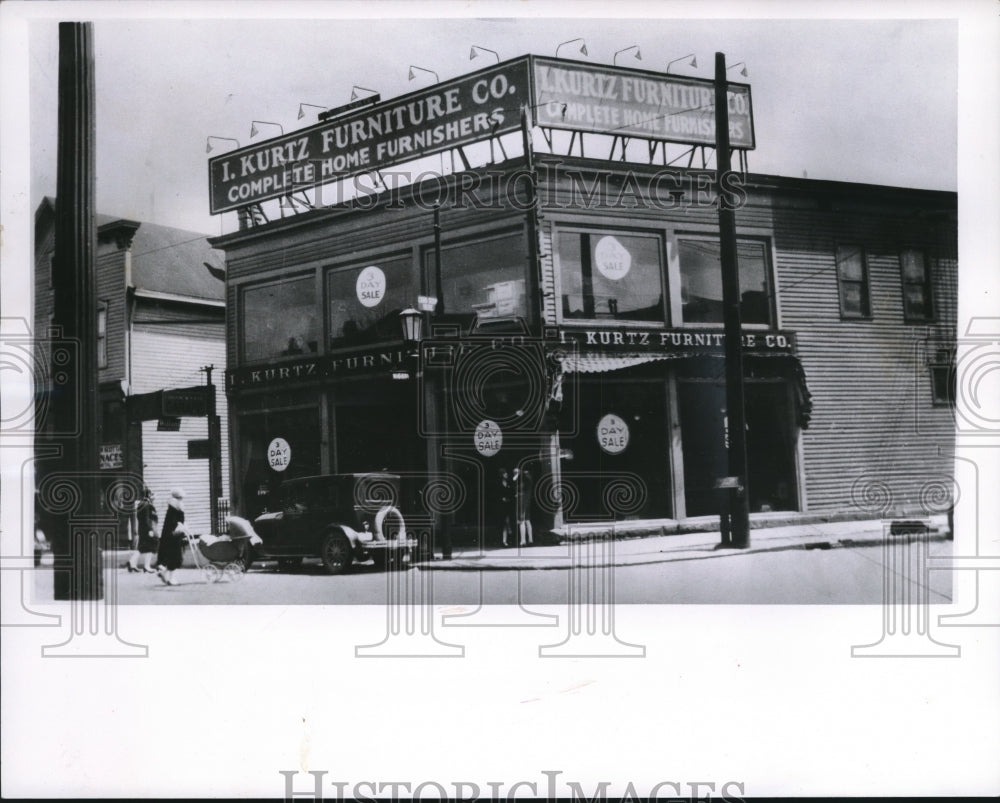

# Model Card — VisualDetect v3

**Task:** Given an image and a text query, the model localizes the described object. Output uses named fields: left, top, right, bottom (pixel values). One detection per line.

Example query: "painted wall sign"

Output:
left=267, top=437, right=291, bottom=472
left=209, top=59, right=530, bottom=213
left=552, top=327, right=796, bottom=354
left=356, top=266, right=386, bottom=308
left=474, top=420, right=503, bottom=457
left=594, top=235, right=631, bottom=280
left=532, top=56, right=754, bottom=149
left=597, top=413, right=630, bottom=454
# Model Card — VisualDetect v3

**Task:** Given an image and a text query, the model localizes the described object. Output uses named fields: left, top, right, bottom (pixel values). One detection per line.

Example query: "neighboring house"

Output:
left=34, top=197, right=229, bottom=540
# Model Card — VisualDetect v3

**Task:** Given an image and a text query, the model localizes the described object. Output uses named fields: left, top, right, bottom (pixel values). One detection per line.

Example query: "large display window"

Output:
left=327, top=254, right=417, bottom=350
left=242, top=276, right=319, bottom=362
left=676, top=237, right=773, bottom=326
left=424, top=229, right=528, bottom=325
left=556, top=229, right=665, bottom=323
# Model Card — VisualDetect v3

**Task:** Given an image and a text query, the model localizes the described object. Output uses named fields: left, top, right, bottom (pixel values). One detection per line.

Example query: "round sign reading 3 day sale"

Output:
left=474, top=420, right=502, bottom=457
left=356, top=266, right=386, bottom=308
left=594, top=235, right=631, bottom=281
left=597, top=413, right=630, bottom=454
left=267, top=437, right=291, bottom=471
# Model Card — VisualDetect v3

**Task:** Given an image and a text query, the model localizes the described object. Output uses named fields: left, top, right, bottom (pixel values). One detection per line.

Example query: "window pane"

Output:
left=677, top=238, right=771, bottom=325
left=836, top=246, right=864, bottom=281
left=901, top=249, right=927, bottom=282
left=328, top=256, right=416, bottom=350
left=904, top=284, right=929, bottom=319
left=558, top=231, right=664, bottom=322
left=97, top=304, right=107, bottom=368
left=242, top=277, right=318, bottom=362
left=840, top=282, right=864, bottom=316
left=430, top=231, right=527, bottom=323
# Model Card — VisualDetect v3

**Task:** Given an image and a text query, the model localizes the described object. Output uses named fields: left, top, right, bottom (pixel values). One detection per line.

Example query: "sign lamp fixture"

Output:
left=206, top=136, right=240, bottom=154
left=408, top=65, right=440, bottom=83
left=350, top=85, right=379, bottom=101
left=613, top=45, right=642, bottom=66
left=297, top=103, right=328, bottom=120
left=666, top=53, right=698, bottom=73
left=469, top=45, right=500, bottom=63
left=727, top=61, right=749, bottom=77
left=250, top=120, right=283, bottom=138
left=556, top=38, right=588, bottom=58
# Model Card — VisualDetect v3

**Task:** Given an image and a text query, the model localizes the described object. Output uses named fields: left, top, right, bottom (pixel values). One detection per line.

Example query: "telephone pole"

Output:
left=201, top=365, right=223, bottom=532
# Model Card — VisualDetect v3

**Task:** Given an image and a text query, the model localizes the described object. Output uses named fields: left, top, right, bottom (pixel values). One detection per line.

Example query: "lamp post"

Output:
left=613, top=45, right=641, bottom=66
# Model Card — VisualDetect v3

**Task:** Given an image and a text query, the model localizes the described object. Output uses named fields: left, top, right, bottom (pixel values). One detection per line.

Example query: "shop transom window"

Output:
left=557, top=230, right=665, bottom=323
left=676, top=237, right=773, bottom=326
left=242, top=276, right=319, bottom=362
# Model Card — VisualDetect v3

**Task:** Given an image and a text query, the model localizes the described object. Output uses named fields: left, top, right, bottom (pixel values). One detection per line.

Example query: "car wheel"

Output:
left=277, top=557, right=303, bottom=571
left=320, top=532, right=353, bottom=575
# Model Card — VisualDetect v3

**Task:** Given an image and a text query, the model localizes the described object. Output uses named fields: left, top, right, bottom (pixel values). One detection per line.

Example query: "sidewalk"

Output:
left=413, top=515, right=951, bottom=571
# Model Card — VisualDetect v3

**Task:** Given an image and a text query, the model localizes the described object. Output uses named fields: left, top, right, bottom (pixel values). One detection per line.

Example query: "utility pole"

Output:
left=715, top=52, right=751, bottom=548
left=51, top=21, right=102, bottom=599
left=201, top=365, right=223, bottom=533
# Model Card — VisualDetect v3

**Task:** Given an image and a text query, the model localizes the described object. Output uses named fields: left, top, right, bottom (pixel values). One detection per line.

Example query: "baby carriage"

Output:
left=184, top=516, right=262, bottom=583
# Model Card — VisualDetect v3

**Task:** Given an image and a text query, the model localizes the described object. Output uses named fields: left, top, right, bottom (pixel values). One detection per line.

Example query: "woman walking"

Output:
left=156, top=488, right=187, bottom=585
left=127, top=486, right=159, bottom=572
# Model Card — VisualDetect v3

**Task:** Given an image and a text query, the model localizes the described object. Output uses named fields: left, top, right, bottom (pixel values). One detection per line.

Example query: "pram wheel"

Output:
left=203, top=565, right=222, bottom=583
left=223, top=563, right=244, bottom=583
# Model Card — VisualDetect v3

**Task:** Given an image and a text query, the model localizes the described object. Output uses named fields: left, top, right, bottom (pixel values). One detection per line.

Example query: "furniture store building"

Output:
left=208, top=55, right=957, bottom=544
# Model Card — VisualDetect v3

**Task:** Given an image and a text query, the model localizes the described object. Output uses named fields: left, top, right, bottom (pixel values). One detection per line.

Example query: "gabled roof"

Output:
left=36, top=197, right=225, bottom=302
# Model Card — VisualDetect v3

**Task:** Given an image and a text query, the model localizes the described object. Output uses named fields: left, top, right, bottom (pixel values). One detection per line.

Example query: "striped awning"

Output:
left=558, top=353, right=676, bottom=374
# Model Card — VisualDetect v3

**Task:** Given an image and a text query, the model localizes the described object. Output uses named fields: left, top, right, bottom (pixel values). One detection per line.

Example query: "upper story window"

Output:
left=557, top=229, right=665, bottom=324
left=900, top=248, right=933, bottom=321
left=835, top=245, right=871, bottom=319
left=676, top=237, right=773, bottom=326
left=327, top=255, right=417, bottom=351
left=97, top=301, right=108, bottom=369
left=242, top=275, right=319, bottom=363
left=424, top=229, right=528, bottom=326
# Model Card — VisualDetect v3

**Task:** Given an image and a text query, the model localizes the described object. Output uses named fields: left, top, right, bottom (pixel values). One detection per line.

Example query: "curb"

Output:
left=412, top=530, right=949, bottom=571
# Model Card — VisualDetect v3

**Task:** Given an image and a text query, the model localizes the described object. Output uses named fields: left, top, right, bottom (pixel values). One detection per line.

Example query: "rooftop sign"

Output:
left=208, top=55, right=754, bottom=214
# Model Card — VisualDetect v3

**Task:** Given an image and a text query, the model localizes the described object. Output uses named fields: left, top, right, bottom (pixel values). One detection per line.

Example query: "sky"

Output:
left=19, top=7, right=962, bottom=236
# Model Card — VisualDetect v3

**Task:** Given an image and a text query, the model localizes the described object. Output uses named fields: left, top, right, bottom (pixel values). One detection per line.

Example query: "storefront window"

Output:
left=677, top=238, right=773, bottom=326
left=242, top=276, right=318, bottom=362
left=557, top=230, right=665, bottom=323
left=238, top=408, right=321, bottom=518
left=424, top=230, right=527, bottom=325
left=327, top=255, right=416, bottom=350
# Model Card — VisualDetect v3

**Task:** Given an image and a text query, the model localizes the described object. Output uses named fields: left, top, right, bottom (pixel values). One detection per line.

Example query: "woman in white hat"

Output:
left=155, top=488, right=187, bottom=585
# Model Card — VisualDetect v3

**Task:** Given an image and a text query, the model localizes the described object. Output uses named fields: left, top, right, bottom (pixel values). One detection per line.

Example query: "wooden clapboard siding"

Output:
left=131, top=321, right=229, bottom=534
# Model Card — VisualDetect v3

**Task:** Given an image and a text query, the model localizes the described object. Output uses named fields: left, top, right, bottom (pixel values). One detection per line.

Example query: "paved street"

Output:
left=29, top=537, right=953, bottom=605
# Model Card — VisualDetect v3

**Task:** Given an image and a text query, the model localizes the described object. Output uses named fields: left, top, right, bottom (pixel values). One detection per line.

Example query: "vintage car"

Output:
left=250, top=473, right=416, bottom=574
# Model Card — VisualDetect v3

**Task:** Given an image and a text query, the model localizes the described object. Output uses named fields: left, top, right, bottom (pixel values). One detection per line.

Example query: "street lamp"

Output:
left=556, top=38, right=588, bottom=58
left=727, top=62, right=748, bottom=77
left=297, top=102, right=328, bottom=120
left=250, top=120, right=283, bottom=138
left=408, top=65, right=439, bottom=84
left=469, top=45, right=500, bottom=63
left=399, top=308, right=423, bottom=346
left=666, top=53, right=697, bottom=73
left=613, top=45, right=641, bottom=66
left=206, top=136, right=240, bottom=154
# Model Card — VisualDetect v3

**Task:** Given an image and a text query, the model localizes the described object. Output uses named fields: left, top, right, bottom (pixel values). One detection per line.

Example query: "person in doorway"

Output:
left=155, top=488, right=188, bottom=586
left=127, top=486, right=159, bottom=573
left=512, top=466, right=534, bottom=546
left=499, top=468, right=515, bottom=547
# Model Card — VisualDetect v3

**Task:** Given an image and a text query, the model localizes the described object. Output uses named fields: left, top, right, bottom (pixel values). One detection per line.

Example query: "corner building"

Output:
left=212, top=152, right=956, bottom=546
